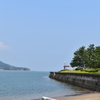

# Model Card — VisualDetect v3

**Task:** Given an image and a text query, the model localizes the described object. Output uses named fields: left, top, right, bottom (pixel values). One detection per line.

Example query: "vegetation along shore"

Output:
left=49, top=44, right=100, bottom=100
left=60, top=44, right=100, bottom=73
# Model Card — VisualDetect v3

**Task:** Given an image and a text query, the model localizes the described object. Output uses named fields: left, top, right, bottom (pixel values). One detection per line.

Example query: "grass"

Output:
left=58, top=68, right=100, bottom=74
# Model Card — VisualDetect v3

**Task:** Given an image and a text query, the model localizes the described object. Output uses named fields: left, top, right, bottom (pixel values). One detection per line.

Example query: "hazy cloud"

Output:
left=0, top=42, right=9, bottom=50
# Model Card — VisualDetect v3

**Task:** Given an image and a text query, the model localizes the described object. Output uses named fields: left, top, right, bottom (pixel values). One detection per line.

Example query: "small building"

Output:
left=64, top=65, right=70, bottom=69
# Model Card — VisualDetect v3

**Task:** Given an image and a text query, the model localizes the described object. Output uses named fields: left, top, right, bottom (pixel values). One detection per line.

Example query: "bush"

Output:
left=82, top=68, right=98, bottom=72
left=75, top=67, right=83, bottom=71
left=96, top=68, right=100, bottom=71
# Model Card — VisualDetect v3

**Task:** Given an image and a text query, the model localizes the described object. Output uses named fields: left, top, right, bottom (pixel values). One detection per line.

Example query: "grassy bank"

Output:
left=58, top=68, right=100, bottom=74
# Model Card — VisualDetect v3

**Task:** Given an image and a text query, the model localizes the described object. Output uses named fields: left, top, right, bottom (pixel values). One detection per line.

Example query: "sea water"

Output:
left=0, top=71, right=88, bottom=100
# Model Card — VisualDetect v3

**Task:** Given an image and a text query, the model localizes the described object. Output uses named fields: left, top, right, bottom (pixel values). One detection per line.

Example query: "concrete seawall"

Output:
left=49, top=72, right=100, bottom=92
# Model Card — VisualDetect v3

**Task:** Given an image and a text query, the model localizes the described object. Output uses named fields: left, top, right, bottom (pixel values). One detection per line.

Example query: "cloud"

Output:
left=0, top=42, right=9, bottom=50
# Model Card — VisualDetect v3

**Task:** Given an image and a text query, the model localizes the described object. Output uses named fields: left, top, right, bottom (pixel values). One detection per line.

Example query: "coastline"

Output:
left=33, top=92, right=100, bottom=100
left=55, top=92, right=100, bottom=100
left=48, top=72, right=100, bottom=100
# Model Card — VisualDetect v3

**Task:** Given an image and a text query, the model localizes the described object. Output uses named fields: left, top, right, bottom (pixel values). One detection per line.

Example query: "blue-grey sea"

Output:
left=0, top=71, right=88, bottom=100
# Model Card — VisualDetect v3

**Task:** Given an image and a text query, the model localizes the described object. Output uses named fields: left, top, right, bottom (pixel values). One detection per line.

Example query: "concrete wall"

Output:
left=49, top=72, right=100, bottom=92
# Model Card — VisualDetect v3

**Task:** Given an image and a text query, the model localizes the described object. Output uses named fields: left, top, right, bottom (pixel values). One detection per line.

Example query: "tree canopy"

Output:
left=70, top=44, right=100, bottom=68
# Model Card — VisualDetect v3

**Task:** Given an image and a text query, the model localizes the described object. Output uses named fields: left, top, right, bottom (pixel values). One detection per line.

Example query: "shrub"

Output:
left=75, top=67, right=83, bottom=71
left=82, top=68, right=98, bottom=72
left=96, top=68, right=100, bottom=71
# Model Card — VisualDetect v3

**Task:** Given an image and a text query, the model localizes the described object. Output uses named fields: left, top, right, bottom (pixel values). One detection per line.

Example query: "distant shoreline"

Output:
left=0, top=69, right=30, bottom=71
left=0, top=61, right=30, bottom=71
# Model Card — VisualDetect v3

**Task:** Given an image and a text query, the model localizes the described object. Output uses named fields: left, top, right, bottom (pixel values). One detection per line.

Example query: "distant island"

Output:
left=0, top=61, right=30, bottom=71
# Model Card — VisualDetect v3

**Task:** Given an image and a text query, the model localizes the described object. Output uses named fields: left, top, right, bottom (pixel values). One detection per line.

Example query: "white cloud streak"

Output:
left=0, top=42, right=9, bottom=50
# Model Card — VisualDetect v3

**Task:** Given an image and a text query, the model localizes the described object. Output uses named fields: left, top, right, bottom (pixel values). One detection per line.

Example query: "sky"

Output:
left=0, top=0, right=100, bottom=71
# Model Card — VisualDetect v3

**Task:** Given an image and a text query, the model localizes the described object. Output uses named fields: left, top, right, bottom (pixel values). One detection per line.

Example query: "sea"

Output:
left=0, top=71, right=90, bottom=100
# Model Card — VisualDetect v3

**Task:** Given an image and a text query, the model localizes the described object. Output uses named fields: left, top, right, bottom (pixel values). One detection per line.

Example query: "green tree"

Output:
left=94, top=46, right=100, bottom=68
left=70, top=44, right=100, bottom=68
left=70, top=46, right=86, bottom=68
left=85, top=44, right=95, bottom=68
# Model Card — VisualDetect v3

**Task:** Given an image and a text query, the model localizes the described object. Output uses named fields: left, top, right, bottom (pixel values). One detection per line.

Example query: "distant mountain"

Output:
left=0, top=61, right=30, bottom=71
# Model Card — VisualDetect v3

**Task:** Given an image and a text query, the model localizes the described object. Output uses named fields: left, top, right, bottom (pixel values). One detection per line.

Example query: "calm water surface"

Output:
left=0, top=71, right=88, bottom=100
